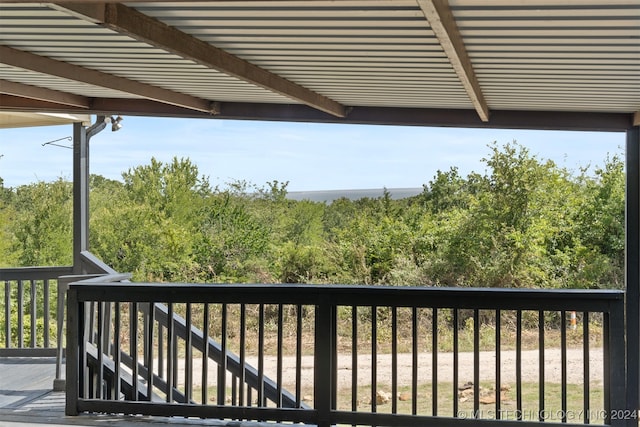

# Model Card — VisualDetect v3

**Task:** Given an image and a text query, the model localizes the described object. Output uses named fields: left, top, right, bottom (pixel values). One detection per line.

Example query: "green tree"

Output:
left=2, top=145, right=625, bottom=290
left=92, top=157, right=209, bottom=281
left=193, top=188, right=271, bottom=282
left=10, top=179, right=73, bottom=266
left=323, top=197, right=358, bottom=238
left=422, top=167, right=481, bottom=213
left=329, top=195, right=415, bottom=284
left=572, top=154, right=625, bottom=288
left=0, top=177, right=18, bottom=267
left=430, top=142, right=585, bottom=288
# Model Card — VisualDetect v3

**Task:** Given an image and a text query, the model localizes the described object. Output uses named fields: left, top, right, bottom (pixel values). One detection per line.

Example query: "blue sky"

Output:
left=0, top=116, right=625, bottom=191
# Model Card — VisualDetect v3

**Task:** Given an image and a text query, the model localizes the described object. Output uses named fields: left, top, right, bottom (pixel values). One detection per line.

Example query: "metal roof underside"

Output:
left=0, top=0, right=638, bottom=132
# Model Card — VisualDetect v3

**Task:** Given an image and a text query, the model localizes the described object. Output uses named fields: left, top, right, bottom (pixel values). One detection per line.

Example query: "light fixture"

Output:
left=109, top=115, right=123, bottom=132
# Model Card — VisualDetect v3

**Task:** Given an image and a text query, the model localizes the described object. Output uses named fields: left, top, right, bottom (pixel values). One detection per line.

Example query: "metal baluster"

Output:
left=202, top=303, right=209, bottom=405
left=114, top=303, right=121, bottom=400
left=17, top=280, right=23, bottom=348
left=432, top=308, right=438, bottom=416
left=516, top=310, right=522, bottom=420
left=351, top=305, right=358, bottom=415
left=495, top=309, right=501, bottom=420
left=603, top=310, right=611, bottom=425
left=258, top=304, right=265, bottom=406
left=454, top=308, right=459, bottom=417
left=82, top=302, right=91, bottom=399
left=4, top=281, right=11, bottom=348
left=276, top=304, right=283, bottom=408
left=97, top=302, right=104, bottom=399
left=561, top=310, right=567, bottom=423
left=296, top=304, right=303, bottom=408
left=239, top=304, right=246, bottom=406
left=412, top=307, right=418, bottom=415
left=30, top=280, right=36, bottom=347
left=103, top=301, right=112, bottom=357
left=131, top=302, right=138, bottom=401
left=44, top=279, right=50, bottom=348
left=143, top=308, right=149, bottom=370
left=391, top=306, right=397, bottom=414
left=146, top=303, right=154, bottom=401
left=218, top=303, right=227, bottom=406
left=166, top=303, right=174, bottom=403
left=583, top=312, right=590, bottom=424
left=371, top=306, right=377, bottom=414
left=185, top=303, right=192, bottom=402
left=539, top=310, right=545, bottom=422
left=331, top=305, right=337, bottom=413
left=473, top=309, right=480, bottom=418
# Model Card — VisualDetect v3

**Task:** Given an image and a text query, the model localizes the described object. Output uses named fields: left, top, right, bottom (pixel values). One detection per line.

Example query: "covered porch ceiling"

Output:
left=0, top=0, right=638, bottom=132
left=0, top=111, right=91, bottom=128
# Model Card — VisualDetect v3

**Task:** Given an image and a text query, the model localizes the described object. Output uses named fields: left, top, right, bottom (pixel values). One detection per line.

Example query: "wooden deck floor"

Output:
left=0, top=357, right=306, bottom=427
left=0, top=356, right=57, bottom=410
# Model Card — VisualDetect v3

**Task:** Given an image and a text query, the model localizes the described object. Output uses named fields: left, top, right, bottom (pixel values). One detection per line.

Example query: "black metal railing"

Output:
left=137, top=301, right=307, bottom=409
left=0, top=251, right=116, bottom=358
left=0, top=265, right=72, bottom=357
left=66, top=282, right=627, bottom=427
left=66, top=274, right=306, bottom=415
left=53, top=251, right=123, bottom=389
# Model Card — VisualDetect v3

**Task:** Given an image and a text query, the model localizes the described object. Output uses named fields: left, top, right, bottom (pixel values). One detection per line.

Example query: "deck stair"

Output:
left=83, top=299, right=306, bottom=409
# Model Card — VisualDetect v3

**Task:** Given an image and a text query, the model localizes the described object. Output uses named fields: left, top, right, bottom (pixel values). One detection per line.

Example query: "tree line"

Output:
left=0, top=142, right=625, bottom=289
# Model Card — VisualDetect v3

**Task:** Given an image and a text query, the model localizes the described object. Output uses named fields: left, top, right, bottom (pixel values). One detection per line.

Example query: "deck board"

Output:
left=0, top=357, right=56, bottom=409
left=0, top=356, right=306, bottom=427
left=0, top=392, right=299, bottom=426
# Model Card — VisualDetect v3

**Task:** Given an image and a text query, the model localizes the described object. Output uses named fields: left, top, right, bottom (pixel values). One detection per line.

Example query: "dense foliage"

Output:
left=0, top=143, right=625, bottom=289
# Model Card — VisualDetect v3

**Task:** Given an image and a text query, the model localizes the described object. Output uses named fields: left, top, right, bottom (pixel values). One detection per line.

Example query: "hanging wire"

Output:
left=42, top=136, right=72, bottom=149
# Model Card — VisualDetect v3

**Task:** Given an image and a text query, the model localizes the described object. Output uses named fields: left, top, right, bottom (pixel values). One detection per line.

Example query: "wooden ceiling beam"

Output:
left=0, top=95, right=632, bottom=132
left=417, top=0, right=490, bottom=122
left=0, top=45, right=214, bottom=113
left=0, top=79, right=90, bottom=108
left=52, top=2, right=347, bottom=118
left=634, top=111, right=640, bottom=127
left=0, top=94, right=80, bottom=111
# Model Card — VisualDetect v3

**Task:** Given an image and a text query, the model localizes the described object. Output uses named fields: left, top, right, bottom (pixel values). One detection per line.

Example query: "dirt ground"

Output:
left=180, top=347, right=603, bottom=391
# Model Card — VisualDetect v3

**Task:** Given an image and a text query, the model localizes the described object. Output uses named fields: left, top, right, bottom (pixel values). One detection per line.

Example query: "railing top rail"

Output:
left=79, top=251, right=118, bottom=275
left=68, top=282, right=624, bottom=312
left=0, top=266, right=73, bottom=281
left=73, top=273, right=132, bottom=284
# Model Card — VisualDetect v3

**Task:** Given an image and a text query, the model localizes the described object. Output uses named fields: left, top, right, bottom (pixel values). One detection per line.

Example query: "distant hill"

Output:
left=286, top=188, right=423, bottom=203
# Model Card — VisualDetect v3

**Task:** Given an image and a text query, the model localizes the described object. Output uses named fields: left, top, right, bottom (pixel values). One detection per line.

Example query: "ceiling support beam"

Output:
left=417, top=0, right=489, bottom=122
left=52, top=2, right=347, bottom=118
left=0, top=95, right=632, bottom=132
left=0, top=95, right=73, bottom=111
left=0, top=45, right=213, bottom=113
left=0, top=79, right=90, bottom=108
left=634, top=111, right=640, bottom=127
